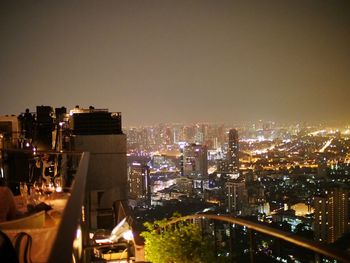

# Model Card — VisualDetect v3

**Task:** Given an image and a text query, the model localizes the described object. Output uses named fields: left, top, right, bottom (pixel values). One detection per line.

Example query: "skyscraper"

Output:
left=222, top=129, right=247, bottom=214
left=128, top=162, right=151, bottom=206
left=225, top=181, right=248, bottom=215
left=314, top=187, right=349, bottom=243
left=227, top=129, right=239, bottom=176
left=183, top=143, right=208, bottom=192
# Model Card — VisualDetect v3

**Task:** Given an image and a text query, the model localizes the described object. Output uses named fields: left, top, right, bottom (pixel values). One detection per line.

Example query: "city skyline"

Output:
left=1, top=101, right=350, bottom=260
left=1, top=0, right=350, bottom=126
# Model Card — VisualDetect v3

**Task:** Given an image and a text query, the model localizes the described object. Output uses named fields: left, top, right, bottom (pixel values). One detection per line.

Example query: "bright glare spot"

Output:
left=76, top=228, right=81, bottom=239
left=122, top=230, right=133, bottom=241
left=73, top=226, right=83, bottom=257
left=95, top=238, right=112, bottom=244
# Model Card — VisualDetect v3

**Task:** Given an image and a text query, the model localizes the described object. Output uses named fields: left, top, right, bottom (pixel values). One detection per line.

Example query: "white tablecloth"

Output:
left=7, top=193, right=69, bottom=262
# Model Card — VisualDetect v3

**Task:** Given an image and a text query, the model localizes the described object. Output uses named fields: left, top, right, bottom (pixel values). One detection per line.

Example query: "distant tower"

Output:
left=183, top=143, right=208, bottom=192
left=225, top=181, right=247, bottom=215
left=223, top=129, right=247, bottom=215
left=317, top=154, right=328, bottom=177
left=128, top=162, right=151, bottom=206
left=314, top=188, right=349, bottom=243
left=184, top=125, right=196, bottom=143
left=35, top=106, right=54, bottom=151
left=227, top=129, right=239, bottom=177
left=71, top=107, right=127, bottom=229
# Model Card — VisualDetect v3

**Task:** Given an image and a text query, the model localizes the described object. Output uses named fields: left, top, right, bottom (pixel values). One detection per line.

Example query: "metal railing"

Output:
left=167, top=214, right=350, bottom=263
left=48, top=152, right=90, bottom=263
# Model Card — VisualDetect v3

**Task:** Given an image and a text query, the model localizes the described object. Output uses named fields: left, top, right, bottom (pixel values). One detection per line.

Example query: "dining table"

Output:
left=2, top=191, right=70, bottom=263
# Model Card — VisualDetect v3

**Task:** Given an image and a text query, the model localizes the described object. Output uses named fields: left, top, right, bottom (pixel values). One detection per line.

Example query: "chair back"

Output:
left=14, top=232, right=32, bottom=263
left=0, top=230, right=19, bottom=263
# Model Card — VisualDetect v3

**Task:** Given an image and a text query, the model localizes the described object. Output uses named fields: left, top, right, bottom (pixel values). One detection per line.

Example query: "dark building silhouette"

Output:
left=183, top=143, right=208, bottom=192
left=227, top=129, right=239, bottom=175
left=72, top=110, right=122, bottom=135
left=128, top=162, right=151, bottom=206
left=314, top=187, right=349, bottom=243
left=71, top=107, right=127, bottom=229
left=35, top=106, right=54, bottom=151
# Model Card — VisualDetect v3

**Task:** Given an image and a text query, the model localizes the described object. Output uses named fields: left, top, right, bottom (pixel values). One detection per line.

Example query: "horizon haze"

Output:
left=1, top=0, right=350, bottom=126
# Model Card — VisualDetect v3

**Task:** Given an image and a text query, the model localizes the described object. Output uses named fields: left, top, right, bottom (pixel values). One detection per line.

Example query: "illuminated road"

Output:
left=308, top=129, right=326, bottom=136
left=319, top=138, right=333, bottom=153
left=242, top=144, right=277, bottom=156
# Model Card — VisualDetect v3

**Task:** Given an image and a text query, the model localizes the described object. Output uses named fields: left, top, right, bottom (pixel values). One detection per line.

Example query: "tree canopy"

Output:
left=141, top=214, right=216, bottom=263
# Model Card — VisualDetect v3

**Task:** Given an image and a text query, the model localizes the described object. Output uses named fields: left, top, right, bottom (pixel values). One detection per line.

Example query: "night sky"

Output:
left=1, top=1, right=349, bottom=126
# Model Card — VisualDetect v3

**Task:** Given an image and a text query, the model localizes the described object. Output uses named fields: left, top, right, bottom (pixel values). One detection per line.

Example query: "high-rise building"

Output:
left=35, top=106, right=54, bottom=151
left=172, top=126, right=183, bottom=144
left=184, top=125, right=196, bottom=143
left=225, top=181, right=248, bottom=215
left=227, top=129, right=239, bottom=176
left=128, top=162, right=151, bottom=205
left=317, top=154, right=328, bottom=177
left=183, top=143, right=208, bottom=191
left=221, top=129, right=248, bottom=215
left=314, top=188, right=349, bottom=243
left=175, top=177, right=193, bottom=196
left=71, top=107, right=127, bottom=229
left=216, top=129, right=240, bottom=180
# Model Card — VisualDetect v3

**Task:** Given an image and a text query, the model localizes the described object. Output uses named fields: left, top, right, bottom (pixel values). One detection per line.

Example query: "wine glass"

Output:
left=19, top=182, right=28, bottom=206
left=43, top=182, right=55, bottom=205
left=33, top=181, right=42, bottom=194
left=54, top=177, right=63, bottom=193
left=32, top=181, right=42, bottom=202
left=19, top=182, right=27, bottom=196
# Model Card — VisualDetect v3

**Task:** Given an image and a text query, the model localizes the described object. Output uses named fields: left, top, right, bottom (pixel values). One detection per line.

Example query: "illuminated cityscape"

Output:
left=1, top=106, right=350, bottom=262
left=125, top=121, right=350, bottom=260
left=1, top=0, right=350, bottom=262
left=0, top=104, right=349, bottom=262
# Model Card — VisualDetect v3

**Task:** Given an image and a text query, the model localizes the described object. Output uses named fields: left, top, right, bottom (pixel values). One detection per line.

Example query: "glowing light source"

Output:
left=122, top=230, right=134, bottom=241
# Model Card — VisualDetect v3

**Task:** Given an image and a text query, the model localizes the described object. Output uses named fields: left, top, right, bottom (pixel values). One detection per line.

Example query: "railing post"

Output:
left=82, top=202, right=91, bottom=263
left=213, top=220, right=218, bottom=259
left=275, top=238, right=281, bottom=259
left=228, top=223, right=234, bottom=262
left=314, top=253, right=321, bottom=263
left=248, top=229, right=254, bottom=263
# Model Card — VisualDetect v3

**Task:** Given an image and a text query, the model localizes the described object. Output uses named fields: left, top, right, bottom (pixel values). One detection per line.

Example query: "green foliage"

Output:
left=141, top=215, right=216, bottom=263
